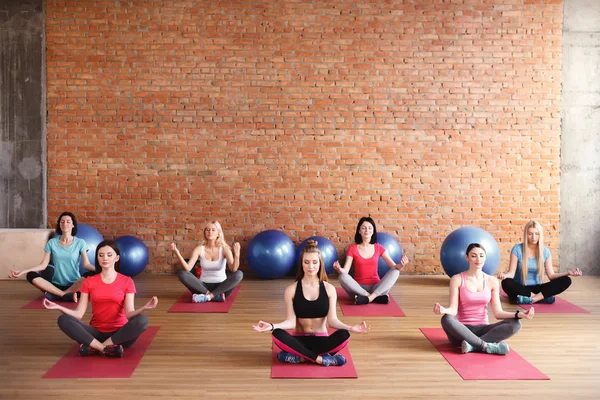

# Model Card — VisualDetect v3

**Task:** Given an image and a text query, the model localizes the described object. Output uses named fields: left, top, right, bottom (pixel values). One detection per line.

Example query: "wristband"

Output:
left=515, top=310, right=521, bottom=320
left=270, top=322, right=274, bottom=331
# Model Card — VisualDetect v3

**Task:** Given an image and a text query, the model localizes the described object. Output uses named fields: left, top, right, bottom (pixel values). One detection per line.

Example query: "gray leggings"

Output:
left=57, top=314, right=148, bottom=347
left=440, top=314, right=521, bottom=351
left=339, top=268, right=400, bottom=297
left=177, top=270, right=243, bottom=297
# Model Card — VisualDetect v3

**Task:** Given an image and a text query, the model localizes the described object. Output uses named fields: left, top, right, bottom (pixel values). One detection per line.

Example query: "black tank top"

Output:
left=293, top=280, right=329, bottom=319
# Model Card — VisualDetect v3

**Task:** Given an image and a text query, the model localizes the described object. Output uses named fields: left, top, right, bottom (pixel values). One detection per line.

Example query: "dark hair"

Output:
left=95, top=240, right=121, bottom=273
left=466, top=243, right=486, bottom=256
left=55, top=211, right=78, bottom=236
left=354, top=216, right=377, bottom=244
left=295, top=240, right=328, bottom=282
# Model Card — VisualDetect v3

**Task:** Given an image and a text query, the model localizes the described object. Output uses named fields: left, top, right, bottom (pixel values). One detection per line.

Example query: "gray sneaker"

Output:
left=484, top=342, right=510, bottom=355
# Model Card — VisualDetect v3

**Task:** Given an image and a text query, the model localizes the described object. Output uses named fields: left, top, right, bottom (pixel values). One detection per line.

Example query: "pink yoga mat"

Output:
left=500, top=289, right=589, bottom=314
left=271, top=332, right=357, bottom=379
left=518, top=297, right=590, bottom=314
left=420, top=328, right=549, bottom=380
left=21, top=295, right=78, bottom=310
left=168, top=285, right=241, bottom=313
left=335, top=288, right=405, bottom=317
left=43, top=326, right=160, bottom=379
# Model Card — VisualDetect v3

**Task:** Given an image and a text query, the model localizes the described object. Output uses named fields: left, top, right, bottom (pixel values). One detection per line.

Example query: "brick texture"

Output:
left=45, top=0, right=563, bottom=274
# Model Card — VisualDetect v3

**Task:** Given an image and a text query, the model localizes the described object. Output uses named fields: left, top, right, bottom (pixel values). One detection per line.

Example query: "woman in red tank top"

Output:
left=333, top=216, right=409, bottom=305
left=433, top=243, right=535, bottom=355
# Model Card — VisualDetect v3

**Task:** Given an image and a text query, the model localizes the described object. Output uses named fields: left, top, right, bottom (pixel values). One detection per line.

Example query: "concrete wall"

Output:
left=0, top=0, right=45, bottom=228
left=561, top=0, right=600, bottom=275
left=0, top=228, right=53, bottom=280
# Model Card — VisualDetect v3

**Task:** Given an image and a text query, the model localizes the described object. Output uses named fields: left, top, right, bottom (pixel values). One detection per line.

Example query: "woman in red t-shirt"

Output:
left=333, top=216, right=409, bottom=305
left=44, top=240, right=158, bottom=357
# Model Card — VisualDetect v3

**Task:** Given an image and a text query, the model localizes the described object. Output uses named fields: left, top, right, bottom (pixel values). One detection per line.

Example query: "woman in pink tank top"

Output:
left=433, top=243, right=535, bottom=355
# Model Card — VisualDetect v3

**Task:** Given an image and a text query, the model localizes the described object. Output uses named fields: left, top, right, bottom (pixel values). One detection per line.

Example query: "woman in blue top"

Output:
left=8, top=211, right=95, bottom=302
left=497, top=220, right=582, bottom=304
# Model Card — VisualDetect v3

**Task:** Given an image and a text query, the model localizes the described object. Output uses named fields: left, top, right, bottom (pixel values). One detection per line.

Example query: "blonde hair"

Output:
left=521, top=220, right=545, bottom=283
left=295, top=240, right=328, bottom=282
left=201, top=221, right=228, bottom=248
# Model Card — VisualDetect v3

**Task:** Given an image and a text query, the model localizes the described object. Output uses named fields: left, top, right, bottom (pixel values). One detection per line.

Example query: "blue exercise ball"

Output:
left=295, top=236, right=339, bottom=275
left=247, top=230, right=295, bottom=279
left=115, top=235, right=149, bottom=277
left=376, top=232, right=403, bottom=278
left=75, top=223, right=104, bottom=275
left=440, top=226, right=500, bottom=277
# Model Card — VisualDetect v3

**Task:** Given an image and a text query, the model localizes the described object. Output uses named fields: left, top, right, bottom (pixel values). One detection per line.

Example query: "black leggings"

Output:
left=272, top=329, right=350, bottom=362
left=57, top=314, right=148, bottom=347
left=501, top=276, right=572, bottom=300
left=26, top=266, right=95, bottom=291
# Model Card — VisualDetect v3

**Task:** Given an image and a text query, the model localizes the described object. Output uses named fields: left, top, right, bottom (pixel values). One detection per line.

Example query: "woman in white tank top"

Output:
left=170, top=221, right=243, bottom=303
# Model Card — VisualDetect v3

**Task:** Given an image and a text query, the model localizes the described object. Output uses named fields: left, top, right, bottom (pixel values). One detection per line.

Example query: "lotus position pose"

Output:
left=434, top=243, right=534, bottom=355
left=170, top=220, right=242, bottom=303
left=9, top=211, right=95, bottom=302
left=44, top=240, right=158, bottom=357
left=254, top=240, right=370, bottom=366
left=334, top=216, right=408, bottom=305
left=497, top=220, right=581, bottom=304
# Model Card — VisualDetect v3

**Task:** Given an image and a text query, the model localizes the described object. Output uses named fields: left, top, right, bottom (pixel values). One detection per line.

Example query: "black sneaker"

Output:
left=45, top=292, right=62, bottom=302
left=211, top=293, right=226, bottom=302
left=537, top=296, right=556, bottom=304
left=354, top=295, right=369, bottom=305
left=79, top=344, right=101, bottom=357
left=61, top=292, right=76, bottom=303
left=373, top=294, right=390, bottom=304
left=103, top=344, right=124, bottom=358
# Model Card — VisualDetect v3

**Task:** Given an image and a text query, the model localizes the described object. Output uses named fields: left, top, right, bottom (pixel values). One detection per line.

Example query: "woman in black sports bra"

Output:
left=254, top=240, right=370, bottom=366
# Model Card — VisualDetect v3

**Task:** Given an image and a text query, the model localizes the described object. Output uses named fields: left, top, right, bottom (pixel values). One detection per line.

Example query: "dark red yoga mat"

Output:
left=168, top=285, right=241, bottom=313
left=21, top=295, right=78, bottom=310
left=336, top=287, right=405, bottom=317
left=43, top=326, right=160, bottom=379
left=420, top=328, right=549, bottom=380
left=500, top=288, right=589, bottom=314
left=271, top=334, right=357, bottom=379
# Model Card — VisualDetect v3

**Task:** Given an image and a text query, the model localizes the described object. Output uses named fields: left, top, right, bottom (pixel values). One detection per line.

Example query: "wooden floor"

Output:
left=1, top=275, right=599, bottom=399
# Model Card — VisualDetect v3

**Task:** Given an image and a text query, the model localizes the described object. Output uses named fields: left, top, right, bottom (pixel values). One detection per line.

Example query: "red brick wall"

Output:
left=45, top=0, right=563, bottom=274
